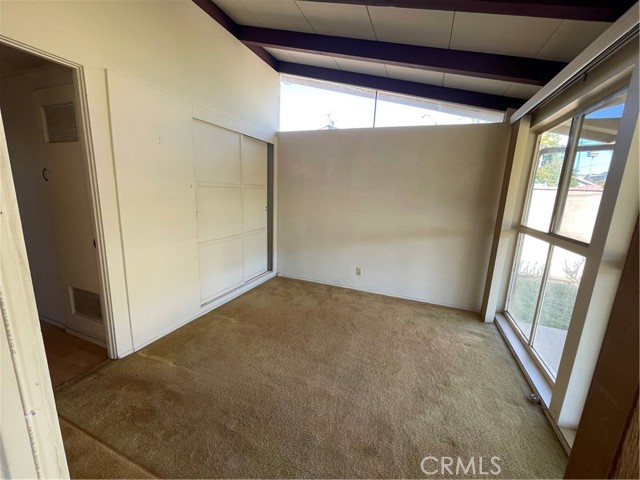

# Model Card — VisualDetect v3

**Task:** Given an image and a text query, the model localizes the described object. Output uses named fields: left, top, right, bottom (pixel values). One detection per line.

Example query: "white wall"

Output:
left=0, top=0, right=280, bottom=356
left=277, top=124, right=511, bottom=310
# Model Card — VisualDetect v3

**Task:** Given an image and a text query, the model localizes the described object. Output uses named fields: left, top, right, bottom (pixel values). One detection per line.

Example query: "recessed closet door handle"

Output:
left=42, top=168, right=50, bottom=182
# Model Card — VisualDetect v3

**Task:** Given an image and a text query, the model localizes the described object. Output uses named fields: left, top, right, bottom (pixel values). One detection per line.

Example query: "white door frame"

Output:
left=0, top=37, right=117, bottom=358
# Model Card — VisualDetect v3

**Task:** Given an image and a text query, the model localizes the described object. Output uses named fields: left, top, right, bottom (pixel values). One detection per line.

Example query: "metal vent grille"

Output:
left=42, top=103, right=78, bottom=143
left=70, top=287, right=102, bottom=322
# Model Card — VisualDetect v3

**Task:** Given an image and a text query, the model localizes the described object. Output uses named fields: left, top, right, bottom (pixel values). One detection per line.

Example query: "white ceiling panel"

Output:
left=238, top=0, right=315, bottom=33
left=214, top=0, right=262, bottom=26
left=264, top=47, right=296, bottom=63
left=443, top=73, right=512, bottom=96
left=368, top=7, right=454, bottom=48
left=296, top=1, right=376, bottom=40
left=290, top=50, right=340, bottom=69
left=450, top=13, right=562, bottom=57
left=385, top=65, right=444, bottom=86
left=504, top=83, right=542, bottom=99
left=536, top=20, right=611, bottom=62
left=334, top=57, right=388, bottom=77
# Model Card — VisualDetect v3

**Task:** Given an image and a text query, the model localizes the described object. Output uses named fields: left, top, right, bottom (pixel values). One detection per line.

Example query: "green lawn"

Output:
left=508, top=276, right=578, bottom=330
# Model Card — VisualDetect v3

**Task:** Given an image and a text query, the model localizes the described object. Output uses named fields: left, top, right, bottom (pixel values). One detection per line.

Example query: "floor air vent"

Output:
left=70, top=287, right=102, bottom=322
left=42, top=102, right=78, bottom=143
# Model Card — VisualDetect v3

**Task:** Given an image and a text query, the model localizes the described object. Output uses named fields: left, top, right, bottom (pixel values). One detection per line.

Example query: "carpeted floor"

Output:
left=59, top=418, right=155, bottom=479
left=55, top=277, right=567, bottom=478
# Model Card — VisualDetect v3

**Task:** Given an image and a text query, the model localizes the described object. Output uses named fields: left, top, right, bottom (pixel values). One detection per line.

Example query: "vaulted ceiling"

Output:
left=193, top=0, right=634, bottom=111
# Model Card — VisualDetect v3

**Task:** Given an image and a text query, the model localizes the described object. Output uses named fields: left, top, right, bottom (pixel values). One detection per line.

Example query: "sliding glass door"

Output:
left=505, top=89, right=628, bottom=381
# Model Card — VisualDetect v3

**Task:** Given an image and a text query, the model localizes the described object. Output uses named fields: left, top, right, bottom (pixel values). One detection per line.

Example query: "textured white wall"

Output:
left=0, top=0, right=280, bottom=356
left=277, top=124, right=510, bottom=310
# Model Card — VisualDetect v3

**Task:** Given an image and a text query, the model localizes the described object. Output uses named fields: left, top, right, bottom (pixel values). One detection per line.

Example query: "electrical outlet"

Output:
left=355, top=267, right=362, bottom=276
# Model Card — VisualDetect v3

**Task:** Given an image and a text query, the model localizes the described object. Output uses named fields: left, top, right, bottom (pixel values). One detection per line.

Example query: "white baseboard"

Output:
left=40, top=316, right=106, bottom=348
left=40, top=316, right=65, bottom=329
left=276, top=273, right=480, bottom=313
left=64, top=327, right=106, bottom=348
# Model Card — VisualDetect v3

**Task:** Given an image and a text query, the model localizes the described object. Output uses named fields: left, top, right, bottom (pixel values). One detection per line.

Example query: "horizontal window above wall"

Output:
left=279, top=75, right=504, bottom=132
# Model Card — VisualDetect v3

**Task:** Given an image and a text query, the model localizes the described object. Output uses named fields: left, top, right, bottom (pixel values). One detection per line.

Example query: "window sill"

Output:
left=495, top=313, right=553, bottom=405
left=494, top=313, right=575, bottom=453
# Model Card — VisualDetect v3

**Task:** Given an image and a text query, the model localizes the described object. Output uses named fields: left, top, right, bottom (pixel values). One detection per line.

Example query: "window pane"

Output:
left=507, top=234, right=549, bottom=340
left=374, top=91, right=503, bottom=127
left=523, top=119, right=572, bottom=232
left=532, top=247, right=585, bottom=378
left=279, top=75, right=504, bottom=132
left=279, top=76, right=375, bottom=131
left=556, top=90, right=627, bottom=243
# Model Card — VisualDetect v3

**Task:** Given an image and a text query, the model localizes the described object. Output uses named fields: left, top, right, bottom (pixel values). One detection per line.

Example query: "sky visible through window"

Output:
left=279, top=75, right=504, bottom=132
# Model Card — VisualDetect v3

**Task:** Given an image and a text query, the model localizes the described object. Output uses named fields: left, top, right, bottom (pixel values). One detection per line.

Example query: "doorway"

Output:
left=0, top=43, right=109, bottom=385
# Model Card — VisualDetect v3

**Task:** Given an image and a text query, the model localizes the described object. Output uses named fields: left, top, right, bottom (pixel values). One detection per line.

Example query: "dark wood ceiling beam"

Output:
left=191, top=0, right=279, bottom=70
left=247, top=45, right=280, bottom=70
left=238, top=26, right=566, bottom=86
left=192, top=0, right=238, bottom=35
left=278, top=62, right=525, bottom=111
left=302, top=0, right=632, bottom=22
left=190, top=0, right=543, bottom=108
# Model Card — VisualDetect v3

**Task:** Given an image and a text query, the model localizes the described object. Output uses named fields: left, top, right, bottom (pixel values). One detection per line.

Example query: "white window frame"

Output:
left=483, top=39, right=638, bottom=451
left=504, top=90, right=625, bottom=384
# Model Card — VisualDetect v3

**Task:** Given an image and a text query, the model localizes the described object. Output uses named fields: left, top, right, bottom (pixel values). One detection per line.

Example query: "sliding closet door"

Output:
left=193, top=120, right=268, bottom=305
left=241, top=136, right=268, bottom=281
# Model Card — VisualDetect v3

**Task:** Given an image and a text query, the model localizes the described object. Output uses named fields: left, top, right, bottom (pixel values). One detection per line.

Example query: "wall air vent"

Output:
left=42, top=102, right=78, bottom=143
left=70, top=287, right=103, bottom=322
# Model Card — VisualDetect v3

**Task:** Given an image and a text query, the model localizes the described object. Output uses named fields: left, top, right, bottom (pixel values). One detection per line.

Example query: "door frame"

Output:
left=0, top=37, right=117, bottom=358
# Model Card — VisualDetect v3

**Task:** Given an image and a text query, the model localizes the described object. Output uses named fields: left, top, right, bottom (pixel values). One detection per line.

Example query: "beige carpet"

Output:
left=59, top=418, right=155, bottom=479
left=55, top=277, right=566, bottom=478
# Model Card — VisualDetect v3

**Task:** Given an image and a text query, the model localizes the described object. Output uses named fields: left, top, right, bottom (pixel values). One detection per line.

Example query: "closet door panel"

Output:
left=193, top=121, right=240, bottom=185
left=199, top=238, right=243, bottom=301
left=242, top=136, right=267, bottom=186
left=196, top=186, right=241, bottom=242
left=243, top=230, right=267, bottom=281
left=193, top=120, right=270, bottom=305
left=242, top=187, right=266, bottom=233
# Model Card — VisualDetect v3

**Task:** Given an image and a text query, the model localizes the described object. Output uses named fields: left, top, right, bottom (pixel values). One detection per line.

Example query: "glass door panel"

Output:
left=524, top=118, right=573, bottom=232
left=507, top=234, right=549, bottom=340
left=532, top=247, right=585, bottom=377
left=555, top=90, right=627, bottom=243
left=505, top=87, right=629, bottom=385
